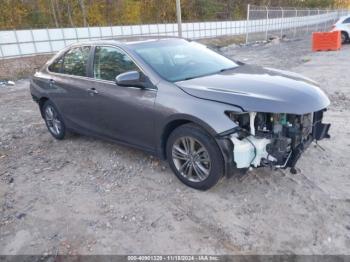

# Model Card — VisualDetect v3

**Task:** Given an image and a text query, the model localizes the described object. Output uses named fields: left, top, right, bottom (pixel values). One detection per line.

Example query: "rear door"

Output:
left=47, top=46, right=99, bottom=131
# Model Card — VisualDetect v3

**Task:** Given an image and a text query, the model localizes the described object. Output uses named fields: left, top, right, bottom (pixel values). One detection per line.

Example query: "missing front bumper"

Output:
left=220, top=109, right=331, bottom=175
left=229, top=124, right=330, bottom=172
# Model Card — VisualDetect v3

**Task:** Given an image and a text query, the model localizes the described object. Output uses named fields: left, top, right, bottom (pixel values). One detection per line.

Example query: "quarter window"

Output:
left=93, top=46, right=139, bottom=81
left=62, top=46, right=91, bottom=76
left=48, top=56, right=64, bottom=73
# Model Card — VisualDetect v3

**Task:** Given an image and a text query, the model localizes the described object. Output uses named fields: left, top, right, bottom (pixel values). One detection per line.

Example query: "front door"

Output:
left=85, top=46, right=157, bottom=151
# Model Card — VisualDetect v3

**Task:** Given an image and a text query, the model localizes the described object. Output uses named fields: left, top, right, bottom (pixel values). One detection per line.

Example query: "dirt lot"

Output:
left=1, top=38, right=350, bottom=255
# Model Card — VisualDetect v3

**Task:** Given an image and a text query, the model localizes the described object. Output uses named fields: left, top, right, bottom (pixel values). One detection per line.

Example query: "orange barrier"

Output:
left=312, top=31, right=341, bottom=52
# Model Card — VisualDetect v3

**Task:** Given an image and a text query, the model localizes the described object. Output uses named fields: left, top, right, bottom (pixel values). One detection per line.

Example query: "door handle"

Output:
left=88, top=87, right=99, bottom=95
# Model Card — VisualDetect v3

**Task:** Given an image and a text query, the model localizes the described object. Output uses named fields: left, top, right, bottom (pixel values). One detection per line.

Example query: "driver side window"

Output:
left=93, top=46, right=139, bottom=81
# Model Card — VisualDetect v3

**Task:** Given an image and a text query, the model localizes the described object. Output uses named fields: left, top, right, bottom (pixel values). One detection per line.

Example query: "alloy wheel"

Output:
left=172, top=136, right=211, bottom=182
left=44, top=105, right=62, bottom=136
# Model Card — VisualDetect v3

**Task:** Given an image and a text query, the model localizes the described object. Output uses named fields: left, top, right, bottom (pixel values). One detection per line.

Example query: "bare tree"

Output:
left=54, top=0, right=62, bottom=26
left=66, top=1, right=74, bottom=27
left=49, top=0, right=59, bottom=27
left=79, top=0, right=88, bottom=27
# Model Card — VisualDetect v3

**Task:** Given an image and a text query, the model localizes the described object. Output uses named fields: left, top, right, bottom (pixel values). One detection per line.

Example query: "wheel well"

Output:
left=161, top=120, right=191, bottom=159
left=38, top=97, right=49, bottom=117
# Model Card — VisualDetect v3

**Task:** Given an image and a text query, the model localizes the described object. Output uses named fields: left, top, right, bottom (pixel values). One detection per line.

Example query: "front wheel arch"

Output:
left=159, top=115, right=219, bottom=160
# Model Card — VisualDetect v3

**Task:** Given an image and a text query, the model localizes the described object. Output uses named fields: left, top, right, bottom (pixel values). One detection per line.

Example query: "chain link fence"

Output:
left=0, top=3, right=349, bottom=59
left=246, top=5, right=349, bottom=43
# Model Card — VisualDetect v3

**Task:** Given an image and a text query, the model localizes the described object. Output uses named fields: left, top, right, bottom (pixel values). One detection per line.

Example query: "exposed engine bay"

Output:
left=227, top=110, right=330, bottom=171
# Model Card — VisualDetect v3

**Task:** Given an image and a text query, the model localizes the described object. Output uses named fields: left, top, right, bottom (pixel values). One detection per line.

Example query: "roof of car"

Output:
left=69, top=36, right=186, bottom=48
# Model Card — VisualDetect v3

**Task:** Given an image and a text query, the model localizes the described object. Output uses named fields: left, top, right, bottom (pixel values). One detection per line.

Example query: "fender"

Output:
left=156, top=112, right=239, bottom=160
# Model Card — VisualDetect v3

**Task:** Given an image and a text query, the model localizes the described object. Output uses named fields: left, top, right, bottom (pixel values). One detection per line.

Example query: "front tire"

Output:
left=166, top=124, right=224, bottom=190
left=42, top=100, right=66, bottom=140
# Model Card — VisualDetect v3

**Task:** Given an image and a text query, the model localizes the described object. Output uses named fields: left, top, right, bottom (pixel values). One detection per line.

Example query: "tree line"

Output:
left=0, top=0, right=349, bottom=30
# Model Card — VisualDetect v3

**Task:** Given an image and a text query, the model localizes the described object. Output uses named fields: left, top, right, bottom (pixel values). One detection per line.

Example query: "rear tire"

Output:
left=166, top=123, right=224, bottom=190
left=341, top=31, right=349, bottom=44
left=42, top=100, right=66, bottom=140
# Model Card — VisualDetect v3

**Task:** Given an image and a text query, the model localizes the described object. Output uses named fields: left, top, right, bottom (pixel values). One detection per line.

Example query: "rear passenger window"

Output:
left=62, top=46, right=90, bottom=76
left=48, top=56, right=64, bottom=73
left=93, top=46, right=139, bottom=81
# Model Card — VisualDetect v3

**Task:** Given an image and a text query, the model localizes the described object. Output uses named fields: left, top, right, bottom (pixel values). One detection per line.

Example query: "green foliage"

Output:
left=0, top=0, right=348, bottom=29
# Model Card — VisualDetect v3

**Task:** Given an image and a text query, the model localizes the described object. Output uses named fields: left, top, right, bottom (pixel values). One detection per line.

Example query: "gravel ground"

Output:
left=1, top=37, right=350, bottom=255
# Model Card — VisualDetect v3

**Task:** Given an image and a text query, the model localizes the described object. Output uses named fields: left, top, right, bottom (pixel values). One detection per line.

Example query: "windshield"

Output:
left=131, top=40, right=238, bottom=82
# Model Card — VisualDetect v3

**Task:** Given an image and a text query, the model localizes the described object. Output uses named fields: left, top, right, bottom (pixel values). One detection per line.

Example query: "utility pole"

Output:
left=246, top=4, right=250, bottom=44
left=176, top=0, right=182, bottom=37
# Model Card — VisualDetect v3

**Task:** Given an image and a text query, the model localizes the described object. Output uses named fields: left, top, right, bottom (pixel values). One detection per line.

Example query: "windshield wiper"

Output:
left=183, top=76, right=198, bottom=81
left=178, top=67, right=239, bottom=82
left=219, top=66, right=238, bottom=73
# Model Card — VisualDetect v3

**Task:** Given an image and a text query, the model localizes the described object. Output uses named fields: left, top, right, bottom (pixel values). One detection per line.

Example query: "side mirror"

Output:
left=115, top=71, right=145, bottom=88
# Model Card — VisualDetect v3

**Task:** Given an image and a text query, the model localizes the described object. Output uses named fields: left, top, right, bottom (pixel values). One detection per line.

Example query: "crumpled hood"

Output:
left=175, top=64, right=330, bottom=114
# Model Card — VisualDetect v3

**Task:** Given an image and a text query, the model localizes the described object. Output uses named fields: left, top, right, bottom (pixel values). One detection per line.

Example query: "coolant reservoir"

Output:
left=230, top=135, right=271, bottom=168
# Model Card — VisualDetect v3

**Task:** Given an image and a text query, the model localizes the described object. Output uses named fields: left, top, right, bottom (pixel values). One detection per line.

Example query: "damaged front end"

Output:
left=224, top=110, right=330, bottom=173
